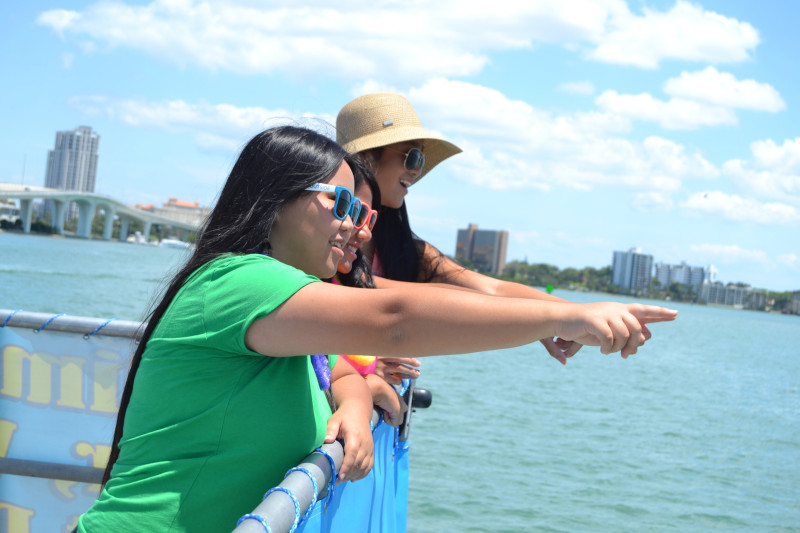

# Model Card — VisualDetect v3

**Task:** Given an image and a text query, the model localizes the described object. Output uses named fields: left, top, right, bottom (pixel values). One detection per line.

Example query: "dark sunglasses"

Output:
left=403, top=148, right=426, bottom=174
left=353, top=201, right=378, bottom=231
left=304, top=183, right=362, bottom=221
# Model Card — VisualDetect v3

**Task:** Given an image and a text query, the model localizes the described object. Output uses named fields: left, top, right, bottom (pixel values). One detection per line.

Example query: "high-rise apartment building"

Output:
left=654, top=261, right=712, bottom=290
left=455, top=223, right=509, bottom=275
left=699, top=282, right=766, bottom=309
left=44, top=126, right=100, bottom=219
left=611, top=247, right=653, bottom=293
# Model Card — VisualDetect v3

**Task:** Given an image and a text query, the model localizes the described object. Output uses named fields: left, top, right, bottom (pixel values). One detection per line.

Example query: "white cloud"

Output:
left=589, top=1, right=759, bottom=68
left=36, top=0, right=760, bottom=81
left=67, top=95, right=337, bottom=152
left=723, top=138, right=800, bottom=204
left=642, top=137, right=719, bottom=181
left=664, top=67, right=786, bottom=112
left=594, top=68, right=785, bottom=131
left=407, top=80, right=719, bottom=191
left=777, top=253, right=798, bottom=268
left=558, top=81, right=596, bottom=95
left=194, top=133, right=245, bottom=154
left=595, top=90, right=738, bottom=129
left=634, top=191, right=674, bottom=211
left=36, top=9, right=80, bottom=36
left=681, top=190, right=800, bottom=225
left=71, top=79, right=721, bottom=195
left=689, top=243, right=770, bottom=265
left=750, top=138, right=800, bottom=171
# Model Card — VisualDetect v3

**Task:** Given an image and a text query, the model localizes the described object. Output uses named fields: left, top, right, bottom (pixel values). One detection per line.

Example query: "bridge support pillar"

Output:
left=102, top=208, right=116, bottom=240
left=119, top=218, right=130, bottom=242
left=142, top=221, right=152, bottom=243
left=19, top=199, right=33, bottom=233
left=76, top=200, right=96, bottom=238
left=53, top=200, right=66, bottom=235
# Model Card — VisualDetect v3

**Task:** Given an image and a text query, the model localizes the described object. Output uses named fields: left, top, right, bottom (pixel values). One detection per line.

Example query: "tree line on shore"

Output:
left=455, top=258, right=798, bottom=314
left=5, top=218, right=796, bottom=314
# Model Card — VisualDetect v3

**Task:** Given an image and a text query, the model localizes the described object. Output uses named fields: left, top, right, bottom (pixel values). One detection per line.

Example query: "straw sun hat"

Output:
left=336, top=93, right=462, bottom=182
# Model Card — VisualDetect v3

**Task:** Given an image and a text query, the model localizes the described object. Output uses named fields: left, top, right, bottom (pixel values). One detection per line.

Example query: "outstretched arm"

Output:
left=245, top=282, right=677, bottom=360
left=376, top=243, right=584, bottom=364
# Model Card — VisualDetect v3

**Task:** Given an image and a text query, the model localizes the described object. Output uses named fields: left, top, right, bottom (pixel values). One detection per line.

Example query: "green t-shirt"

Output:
left=79, top=254, right=336, bottom=532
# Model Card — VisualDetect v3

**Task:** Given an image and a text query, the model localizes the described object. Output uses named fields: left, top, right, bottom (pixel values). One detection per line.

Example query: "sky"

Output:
left=1, top=0, right=798, bottom=292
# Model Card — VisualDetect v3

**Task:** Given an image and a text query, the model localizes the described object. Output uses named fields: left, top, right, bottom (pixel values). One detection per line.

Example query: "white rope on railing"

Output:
left=233, top=408, right=384, bottom=533
left=0, top=308, right=142, bottom=338
left=232, top=442, right=344, bottom=533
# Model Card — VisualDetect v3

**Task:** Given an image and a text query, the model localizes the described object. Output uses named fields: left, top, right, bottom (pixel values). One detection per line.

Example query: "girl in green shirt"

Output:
left=79, top=125, right=676, bottom=532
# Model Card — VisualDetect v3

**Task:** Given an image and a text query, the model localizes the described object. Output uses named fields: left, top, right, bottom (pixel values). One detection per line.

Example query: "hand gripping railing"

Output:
left=233, top=407, right=388, bottom=533
left=232, top=442, right=344, bottom=533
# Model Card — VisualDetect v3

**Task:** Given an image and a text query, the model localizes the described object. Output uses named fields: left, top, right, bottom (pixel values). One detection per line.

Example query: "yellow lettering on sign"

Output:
left=0, top=420, right=17, bottom=457
left=65, top=515, right=80, bottom=533
left=91, top=355, right=123, bottom=414
left=54, top=441, right=111, bottom=498
left=0, top=502, right=34, bottom=533
left=55, top=355, right=87, bottom=410
left=75, top=441, right=111, bottom=469
left=1, top=346, right=88, bottom=409
left=1, top=346, right=51, bottom=404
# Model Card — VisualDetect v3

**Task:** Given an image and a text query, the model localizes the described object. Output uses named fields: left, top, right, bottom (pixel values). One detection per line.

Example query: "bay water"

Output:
left=2, top=232, right=798, bottom=532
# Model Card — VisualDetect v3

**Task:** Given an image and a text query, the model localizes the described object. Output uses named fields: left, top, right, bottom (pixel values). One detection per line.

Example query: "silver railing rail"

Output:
left=233, top=408, right=384, bottom=533
left=0, top=308, right=143, bottom=338
left=0, top=457, right=104, bottom=484
left=232, top=442, right=345, bottom=533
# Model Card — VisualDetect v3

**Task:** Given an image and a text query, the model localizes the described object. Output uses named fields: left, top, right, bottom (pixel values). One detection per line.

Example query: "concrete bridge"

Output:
left=0, top=183, right=200, bottom=242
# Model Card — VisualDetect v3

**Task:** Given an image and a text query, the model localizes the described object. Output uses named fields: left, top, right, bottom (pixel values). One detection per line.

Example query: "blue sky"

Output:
left=2, top=0, right=798, bottom=291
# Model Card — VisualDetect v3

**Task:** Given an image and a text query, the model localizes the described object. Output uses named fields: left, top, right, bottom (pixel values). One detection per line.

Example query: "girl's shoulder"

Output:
left=201, top=253, right=315, bottom=280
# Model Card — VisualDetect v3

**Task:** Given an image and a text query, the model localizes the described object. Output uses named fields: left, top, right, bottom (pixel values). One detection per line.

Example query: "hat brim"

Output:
left=341, top=125, right=461, bottom=181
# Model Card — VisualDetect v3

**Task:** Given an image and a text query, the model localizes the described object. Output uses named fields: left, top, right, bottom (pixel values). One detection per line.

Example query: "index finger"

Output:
left=629, top=305, right=678, bottom=323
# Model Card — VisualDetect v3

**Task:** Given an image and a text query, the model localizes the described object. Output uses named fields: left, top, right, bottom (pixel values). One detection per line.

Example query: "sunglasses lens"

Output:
left=349, top=198, right=362, bottom=223
left=334, top=189, right=352, bottom=219
left=368, top=212, right=378, bottom=230
left=405, top=149, right=421, bottom=171
left=355, top=205, right=368, bottom=228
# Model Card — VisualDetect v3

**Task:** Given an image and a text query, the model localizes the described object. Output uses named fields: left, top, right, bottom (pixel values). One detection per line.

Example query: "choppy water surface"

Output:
left=2, top=232, right=798, bottom=532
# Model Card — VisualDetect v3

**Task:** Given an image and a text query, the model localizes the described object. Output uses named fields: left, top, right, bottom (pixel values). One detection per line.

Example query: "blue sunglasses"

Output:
left=305, top=183, right=364, bottom=222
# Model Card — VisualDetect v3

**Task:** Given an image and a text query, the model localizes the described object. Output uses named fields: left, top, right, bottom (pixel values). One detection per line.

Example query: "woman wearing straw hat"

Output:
left=336, top=93, right=584, bottom=366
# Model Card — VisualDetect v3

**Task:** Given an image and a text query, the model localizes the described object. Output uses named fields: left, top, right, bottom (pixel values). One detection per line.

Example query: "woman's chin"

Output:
left=386, top=197, right=405, bottom=209
left=337, top=260, right=353, bottom=275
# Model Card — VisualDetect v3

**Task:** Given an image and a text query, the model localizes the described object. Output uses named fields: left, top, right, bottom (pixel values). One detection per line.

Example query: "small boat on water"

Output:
left=159, top=237, right=193, bottom=249
left=125, top=231, right=147, bottom=245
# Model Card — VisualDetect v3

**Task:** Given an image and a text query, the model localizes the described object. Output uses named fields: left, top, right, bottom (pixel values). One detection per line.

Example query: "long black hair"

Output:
left=103, top=126, right=355, bottom=485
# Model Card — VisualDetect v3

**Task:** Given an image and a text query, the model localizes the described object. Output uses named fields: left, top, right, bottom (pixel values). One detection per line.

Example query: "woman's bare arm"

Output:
left=244, top=282, right=677, bottom=360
